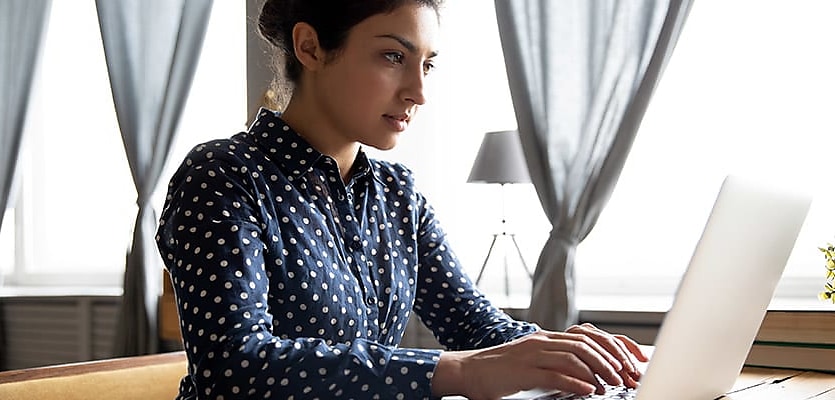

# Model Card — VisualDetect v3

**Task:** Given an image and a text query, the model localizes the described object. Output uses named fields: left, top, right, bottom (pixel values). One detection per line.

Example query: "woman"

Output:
left=156, top=1, right=647, bottom=399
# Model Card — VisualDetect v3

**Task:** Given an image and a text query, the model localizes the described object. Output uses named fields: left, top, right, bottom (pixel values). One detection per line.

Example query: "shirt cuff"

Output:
left=384, top=347, right=442, bottom=400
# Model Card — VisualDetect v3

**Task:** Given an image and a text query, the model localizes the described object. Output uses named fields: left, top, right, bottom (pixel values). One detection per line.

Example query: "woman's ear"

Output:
left=292, top=22, right=325, bottom=72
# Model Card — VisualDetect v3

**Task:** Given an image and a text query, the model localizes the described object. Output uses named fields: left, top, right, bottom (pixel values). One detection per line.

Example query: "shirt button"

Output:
left=350, top=241, right=363, bottom=252
left=366, top=297, right=375, bottom=306
left=346, top=193, right=353, bottom=202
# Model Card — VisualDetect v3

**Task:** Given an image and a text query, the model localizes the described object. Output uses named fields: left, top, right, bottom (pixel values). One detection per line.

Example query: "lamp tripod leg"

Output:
left=475, top=234, right=500, bottom=285
left=503, top=240, right=510, bottom=298
left=510, top=233, right=533, bottom=279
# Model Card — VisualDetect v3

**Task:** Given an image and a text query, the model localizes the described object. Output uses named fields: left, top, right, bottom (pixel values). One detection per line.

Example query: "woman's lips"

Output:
left=384, top=114, right=409, bottom=132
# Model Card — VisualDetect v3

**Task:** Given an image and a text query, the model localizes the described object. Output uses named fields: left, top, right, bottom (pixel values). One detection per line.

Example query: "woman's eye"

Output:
left=384, top=52, right=404, bottom=65
left=423, top=61, right=435, bottom=75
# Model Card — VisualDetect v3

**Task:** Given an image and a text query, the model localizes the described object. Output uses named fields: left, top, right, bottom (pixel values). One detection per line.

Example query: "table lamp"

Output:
left=467, top=130, right=534, bottom=299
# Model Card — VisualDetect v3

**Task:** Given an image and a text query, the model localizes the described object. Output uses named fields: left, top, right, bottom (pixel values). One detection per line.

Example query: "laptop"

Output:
left=467, top=175, right=813, bottom=400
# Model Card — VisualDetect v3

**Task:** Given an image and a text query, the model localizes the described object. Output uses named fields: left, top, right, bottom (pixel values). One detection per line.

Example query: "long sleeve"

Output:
left=411, top=190, right=538, bottom=351
left=157, top=145, right=439, bottom=399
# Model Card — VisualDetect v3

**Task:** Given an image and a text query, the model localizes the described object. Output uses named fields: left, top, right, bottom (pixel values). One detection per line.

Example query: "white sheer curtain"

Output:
left=96, top=0, right=214, bottom=356
left=495, top=0, right=692, bottom=330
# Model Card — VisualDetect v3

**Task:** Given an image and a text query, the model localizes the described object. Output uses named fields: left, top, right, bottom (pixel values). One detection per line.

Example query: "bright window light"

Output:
left=0, top=1, right=246, bottom=287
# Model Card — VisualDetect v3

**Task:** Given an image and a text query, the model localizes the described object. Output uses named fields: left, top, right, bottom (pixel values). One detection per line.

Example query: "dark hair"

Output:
left=257, top=0, right=443, bottom=109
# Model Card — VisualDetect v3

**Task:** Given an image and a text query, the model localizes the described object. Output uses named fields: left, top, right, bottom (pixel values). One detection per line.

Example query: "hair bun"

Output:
left=258, top=0, right=293, bottom=50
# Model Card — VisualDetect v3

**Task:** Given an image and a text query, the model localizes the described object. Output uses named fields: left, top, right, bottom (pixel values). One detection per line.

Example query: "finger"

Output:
left=531, top=352, right=605, bottom=395
left=534, top=368, right=598, bottom=396
left=538, top=341, right=622, bottom=389
left=486, top=344, right=602, bottom=397
left=619, top=368, right=641, bottom=389
left=548, top=371, right=600, bottom=396
left=567, top=324, right=637, bottom=374
left=560, top=328, right=628, bottom=374
left=540, top=330, right=622, bottom=371
left=609, top=334, right=640, bottom=375
left=615, top=334, right=650, bottom=362
left=520, top=333, right=620, bottom=390
left=613, top=335, right=649, bottom=383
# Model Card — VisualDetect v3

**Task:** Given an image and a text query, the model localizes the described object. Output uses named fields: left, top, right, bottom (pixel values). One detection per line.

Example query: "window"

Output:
left=0, top=208, right=14, bottom=279
left=371, top=1, right=835, bottom=309
left=575, top=0, right=835, bottom=307
left=0, top=2, right=246, bottom=288
left=3, top=0, right=831, bottom=312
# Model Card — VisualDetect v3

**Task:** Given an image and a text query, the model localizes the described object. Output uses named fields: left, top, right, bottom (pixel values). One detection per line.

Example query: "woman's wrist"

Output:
left=430, top=350, right=473, bottom=397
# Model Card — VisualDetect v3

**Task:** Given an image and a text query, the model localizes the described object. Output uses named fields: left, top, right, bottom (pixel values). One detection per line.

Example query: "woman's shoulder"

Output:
left=186, top=133, right=250, bottom=160
left=163, top=133, right=265, bottom=190
left=174, top=132, right=256, bottom=169
left=367, top=158, right=417, bottom=186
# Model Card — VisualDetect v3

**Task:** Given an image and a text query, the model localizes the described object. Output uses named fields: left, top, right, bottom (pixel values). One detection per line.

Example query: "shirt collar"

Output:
left=247, top=108, right=322, bottom=179
left=247, top=107, right=382, bottom=184
left=352, top=147, right=386, bottom=185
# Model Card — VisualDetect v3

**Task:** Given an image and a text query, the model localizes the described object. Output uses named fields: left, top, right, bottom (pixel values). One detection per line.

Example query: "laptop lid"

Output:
left=634, top=174, right=811, bottom=400
left=447, top=175, right=812, bottom=400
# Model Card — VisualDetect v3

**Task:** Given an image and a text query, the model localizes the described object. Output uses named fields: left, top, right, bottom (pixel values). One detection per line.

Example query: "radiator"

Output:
left=0, top=296, right=120, bottom=370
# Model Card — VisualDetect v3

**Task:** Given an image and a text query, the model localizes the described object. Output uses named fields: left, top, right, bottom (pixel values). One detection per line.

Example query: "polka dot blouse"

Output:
left=156, top=108, right=537, bottom=399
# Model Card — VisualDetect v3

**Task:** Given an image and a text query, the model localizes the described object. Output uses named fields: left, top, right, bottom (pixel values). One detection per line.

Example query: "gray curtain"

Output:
left=96, top=0, right=214, bottom=356
left=0, top=0, right=52, bottom=369
left=495, top=0, right=692, bottom=330
left=0, top=0, right=52, bottom=231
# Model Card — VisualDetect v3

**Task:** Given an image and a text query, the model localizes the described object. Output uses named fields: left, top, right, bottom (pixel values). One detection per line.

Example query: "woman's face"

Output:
left=309, top=3, right=439, bottom=150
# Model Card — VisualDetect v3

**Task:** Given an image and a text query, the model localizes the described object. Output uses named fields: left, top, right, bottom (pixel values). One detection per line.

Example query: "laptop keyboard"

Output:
left=531, top=385, right=637, bottom=400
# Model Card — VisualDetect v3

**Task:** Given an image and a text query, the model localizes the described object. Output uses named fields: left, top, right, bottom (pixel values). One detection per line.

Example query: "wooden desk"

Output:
left=721, top=366, right=835, bottom=399
left=442, top=366, right=835, bottom=399
left=4, top=351, right=830, bottom=400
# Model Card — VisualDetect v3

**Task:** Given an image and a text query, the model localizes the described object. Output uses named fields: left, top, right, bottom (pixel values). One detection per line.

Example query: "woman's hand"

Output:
left=565, top=323, right=649, bottom=389
left=431, top=324, right=649, bottom=400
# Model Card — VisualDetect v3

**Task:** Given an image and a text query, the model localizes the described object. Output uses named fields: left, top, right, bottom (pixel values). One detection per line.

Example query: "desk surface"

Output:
left=722, top=366, right=835, bottom=399
left=442, top=366, right=835, bottom=399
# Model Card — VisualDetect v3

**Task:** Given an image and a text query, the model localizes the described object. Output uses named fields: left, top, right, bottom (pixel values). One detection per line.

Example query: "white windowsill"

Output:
left=0, top=286, right=122, bottom=298
left=0, top=289, right=829, bottom=325
left=577, top=295, right=834, bottom=326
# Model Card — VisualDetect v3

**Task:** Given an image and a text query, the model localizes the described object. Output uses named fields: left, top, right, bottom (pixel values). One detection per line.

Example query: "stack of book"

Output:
left=745, top=310, right=835, bottom=372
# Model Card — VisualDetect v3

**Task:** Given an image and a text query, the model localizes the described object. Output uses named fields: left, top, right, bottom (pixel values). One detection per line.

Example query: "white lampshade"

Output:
left=467, top=130, right=531, bottom=184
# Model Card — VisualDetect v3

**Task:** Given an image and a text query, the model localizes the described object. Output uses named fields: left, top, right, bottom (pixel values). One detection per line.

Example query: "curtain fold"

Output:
left=0, top=0, right=52, bottom=370
left=495, top=0, right=692, bottom=330
left=96, top=0, right=214, bottom=356
left=0, top=0, right=52, bottom=231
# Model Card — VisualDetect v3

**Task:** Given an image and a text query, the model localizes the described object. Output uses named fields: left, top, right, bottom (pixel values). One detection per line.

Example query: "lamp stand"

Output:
left=474, top=183, right=533, bottom=298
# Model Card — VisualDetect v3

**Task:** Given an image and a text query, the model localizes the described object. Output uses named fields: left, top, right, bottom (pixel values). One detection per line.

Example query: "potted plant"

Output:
left=819, top=243, right=835, bottom=302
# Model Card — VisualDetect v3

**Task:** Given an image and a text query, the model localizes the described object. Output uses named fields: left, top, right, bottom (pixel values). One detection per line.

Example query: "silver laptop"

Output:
left=481, top=175, right=812, bottom=400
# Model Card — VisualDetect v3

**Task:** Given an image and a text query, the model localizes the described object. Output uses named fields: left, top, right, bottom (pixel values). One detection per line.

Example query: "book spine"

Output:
left=745, top=343, right=835, bottom=373
left=755, top=311, right=835, bottom=346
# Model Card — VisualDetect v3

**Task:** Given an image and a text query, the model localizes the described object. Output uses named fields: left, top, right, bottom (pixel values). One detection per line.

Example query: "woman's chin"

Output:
left=363, top=136, right=400, bottom=151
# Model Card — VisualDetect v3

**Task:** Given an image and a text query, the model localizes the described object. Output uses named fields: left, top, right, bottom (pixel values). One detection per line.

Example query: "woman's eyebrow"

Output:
left=375, top=34, right=439, bottom=58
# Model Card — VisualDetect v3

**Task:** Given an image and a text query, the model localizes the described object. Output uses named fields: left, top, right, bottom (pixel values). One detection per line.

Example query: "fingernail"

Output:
left=596, top=384, right=607, bottom=395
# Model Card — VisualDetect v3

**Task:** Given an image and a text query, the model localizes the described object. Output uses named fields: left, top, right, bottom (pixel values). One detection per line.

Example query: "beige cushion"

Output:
left=0, top=352, right=187, bottom=400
